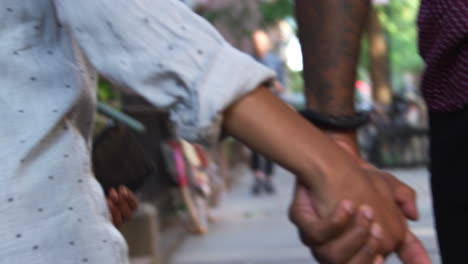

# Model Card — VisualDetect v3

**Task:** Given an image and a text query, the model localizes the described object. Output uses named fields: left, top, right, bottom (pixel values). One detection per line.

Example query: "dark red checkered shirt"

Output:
left=418, top=0, right=468, bottom=112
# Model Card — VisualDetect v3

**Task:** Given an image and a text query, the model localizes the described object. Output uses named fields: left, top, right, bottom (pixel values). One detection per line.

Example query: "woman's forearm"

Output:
left=222, top=87, right=357, bottom=193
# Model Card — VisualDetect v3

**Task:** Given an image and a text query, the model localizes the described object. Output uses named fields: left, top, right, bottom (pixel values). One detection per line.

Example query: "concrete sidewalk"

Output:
left=170, top=166, right=440, bottom=264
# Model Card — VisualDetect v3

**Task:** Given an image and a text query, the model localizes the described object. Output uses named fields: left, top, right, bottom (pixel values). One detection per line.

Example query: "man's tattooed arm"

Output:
left=295, top=0, right=371, bottom=116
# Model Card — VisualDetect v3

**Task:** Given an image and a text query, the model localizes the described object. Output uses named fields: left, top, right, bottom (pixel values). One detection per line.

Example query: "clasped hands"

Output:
left=289, top=132, right=431, bottom=264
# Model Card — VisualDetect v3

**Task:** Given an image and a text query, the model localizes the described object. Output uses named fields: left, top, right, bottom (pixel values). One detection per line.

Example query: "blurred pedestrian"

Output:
left=249, top=30, right=287, bottom=195
left=252, top=30, right=286, bottom=95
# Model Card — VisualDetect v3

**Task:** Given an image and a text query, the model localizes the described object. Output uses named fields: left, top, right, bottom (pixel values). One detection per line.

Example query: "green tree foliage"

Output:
left=259, top=0, right=294, bottom=27
left=358, top=1, right=423, bottom=93
left=377, top=0, right=423, bottom=76
left=98, top=78, right=121, bottom=108
left=261, top=0, right=423, bottom=92
left=288, top=69, right=304, bottom=94
left=98, top=78, right=113, bottom=102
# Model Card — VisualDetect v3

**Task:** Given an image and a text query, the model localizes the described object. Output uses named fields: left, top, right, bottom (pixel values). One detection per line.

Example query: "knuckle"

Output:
left=365, top=238, right=379, bottom=254
left=310, top=227, right=327, bottom=245
left=300, top=227, right=322, bottom=245
left=405, top=187, right=416, bottom=199
left=302, top=228, right=322, bottom=245
left=331, top=213, right=345, bottom=226
left=354, top=224, right=370, bottom=239
left=316, top=246, right=344, bottom=264
left=354, top=216, right=371, bottom=233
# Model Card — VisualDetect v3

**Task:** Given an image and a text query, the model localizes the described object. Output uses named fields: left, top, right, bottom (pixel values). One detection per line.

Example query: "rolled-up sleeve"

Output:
left=53, top=0, right=275, bottom=144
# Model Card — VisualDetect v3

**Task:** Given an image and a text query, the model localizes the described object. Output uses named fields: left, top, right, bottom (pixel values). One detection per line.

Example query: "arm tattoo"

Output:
left=295, top=0, right=371, bottom=115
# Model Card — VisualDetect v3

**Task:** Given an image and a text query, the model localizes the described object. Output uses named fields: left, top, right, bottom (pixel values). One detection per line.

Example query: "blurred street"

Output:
left=170, top=166, right=441, bottom=264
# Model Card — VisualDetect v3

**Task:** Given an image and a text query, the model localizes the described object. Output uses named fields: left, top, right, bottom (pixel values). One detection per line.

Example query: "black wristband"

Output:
left=299, top=109, right=369, bottom=131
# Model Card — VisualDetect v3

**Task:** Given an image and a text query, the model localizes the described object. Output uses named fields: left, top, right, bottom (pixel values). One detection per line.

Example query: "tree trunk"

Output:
left=368, top=7, right=392, bottom=106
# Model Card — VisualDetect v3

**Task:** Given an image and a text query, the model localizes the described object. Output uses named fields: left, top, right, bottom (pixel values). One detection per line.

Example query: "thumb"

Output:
left=397, top=231, right=432, bottom=264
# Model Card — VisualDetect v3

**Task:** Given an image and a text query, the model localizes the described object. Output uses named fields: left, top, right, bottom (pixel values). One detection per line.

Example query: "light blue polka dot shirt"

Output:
left=0, top=0, right=274, bottom=263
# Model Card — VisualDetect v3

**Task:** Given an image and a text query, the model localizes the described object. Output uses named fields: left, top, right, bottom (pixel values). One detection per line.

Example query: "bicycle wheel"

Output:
left=171, top=141, right=209, bottom=234
left=180, top=186, right=209, bottom=234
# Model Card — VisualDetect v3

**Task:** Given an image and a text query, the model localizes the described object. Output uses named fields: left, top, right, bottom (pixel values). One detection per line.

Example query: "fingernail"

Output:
left=360, top=205, right=374, bottom=220
left=371, top=223, right=384, bottom=239
left=373, top=255, right=384, bottom=264
left=110, top=189, right=118, bottom=198
left=342, top=200, right=354, bottom=214
left=120, top=186, right=128, bottom=195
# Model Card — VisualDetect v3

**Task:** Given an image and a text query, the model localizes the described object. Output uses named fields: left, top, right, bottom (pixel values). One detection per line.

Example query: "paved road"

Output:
left=170, top=166, right=440, bottom=264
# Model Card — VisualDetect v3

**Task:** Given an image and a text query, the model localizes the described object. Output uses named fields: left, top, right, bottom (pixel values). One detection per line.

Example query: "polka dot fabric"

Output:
left=0, top=0, right=274, bottom=263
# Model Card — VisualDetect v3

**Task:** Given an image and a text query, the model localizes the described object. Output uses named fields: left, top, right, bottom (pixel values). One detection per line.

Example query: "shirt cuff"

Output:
left=172, top=43, right=276, bottom=146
